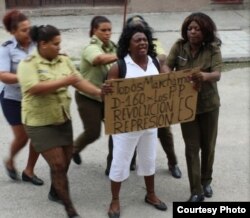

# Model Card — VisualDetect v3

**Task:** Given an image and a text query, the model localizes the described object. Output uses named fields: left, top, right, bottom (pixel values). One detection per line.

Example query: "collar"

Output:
left=12, top=38, right=18, bottom=48
left=12, top=37, right=35, bottom=50
left=35, top=50, right=62, bottom=65
left=125, top=54, right=153, bottom=66
left=182, top=41, right=209, bottom=54
left=91, top=35, right=116, bottom=52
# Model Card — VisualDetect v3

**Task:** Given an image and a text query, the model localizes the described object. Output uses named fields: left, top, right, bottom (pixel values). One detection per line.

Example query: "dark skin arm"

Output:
left=27, top=74, right=81, bottom=95
left=0, top=72, right=18, bottom=84
left=107, top=63, right=119, bottom=80
left=28, top=74, right=102, bottom=97
left=92, top=54, right=118, bottom=66
left=100, top=63, right=120, bottom=98
left=191, top=70, right=221, bottom=91
left=191, top=70, right=221, bottom=83
left=157, top=54, right=171, bottom=74
left=73, top=79, right=101, bottom=97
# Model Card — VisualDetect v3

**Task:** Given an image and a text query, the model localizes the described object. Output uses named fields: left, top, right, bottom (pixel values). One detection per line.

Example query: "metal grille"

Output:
left=5, top=0, right=124, bottom=8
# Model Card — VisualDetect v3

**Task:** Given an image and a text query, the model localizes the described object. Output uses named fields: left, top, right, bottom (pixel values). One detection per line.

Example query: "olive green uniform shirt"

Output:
left=17, top=51, right=81, bottom=126
left=79, top=35, right=116, bottom=101
left=166, top=40, right=222, bottom=114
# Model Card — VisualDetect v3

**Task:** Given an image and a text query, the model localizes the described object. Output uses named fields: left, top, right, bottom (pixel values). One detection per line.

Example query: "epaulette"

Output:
left=90, top=38, right=97, bottom=44
left=110, top=41, right=117, bottom=48
left=2, top=40, right=13, bottom=47
left=59, top=53, right=68, bottom=56
left=24, top=55, right=35, bottom=62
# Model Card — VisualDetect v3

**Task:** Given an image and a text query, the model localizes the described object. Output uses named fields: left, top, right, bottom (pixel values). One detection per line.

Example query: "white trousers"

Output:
left=109, top=128, right=157, bottom=182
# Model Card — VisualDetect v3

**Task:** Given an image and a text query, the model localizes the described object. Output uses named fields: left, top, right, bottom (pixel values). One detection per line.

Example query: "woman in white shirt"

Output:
left=106, top=25, right=167, bottom=218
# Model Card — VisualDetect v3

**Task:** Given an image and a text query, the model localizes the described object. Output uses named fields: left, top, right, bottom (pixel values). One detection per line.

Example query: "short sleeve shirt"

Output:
left=153, top=39, right=166, bottom=56
left=0, top=82, right=4, bottom=94
left=0, top=38, right=35, bottom=101
left=79, top=35, right=116, bottom=101
left=166, top=40, right=223, bottom=114
left=17, top=51, right=81, bottom=126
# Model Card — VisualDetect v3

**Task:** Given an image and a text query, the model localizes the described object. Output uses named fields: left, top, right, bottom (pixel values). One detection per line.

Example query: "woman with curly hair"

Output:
left=106, top=24, right=167, bottom=218
left=105, top=14, right=182, bottom=179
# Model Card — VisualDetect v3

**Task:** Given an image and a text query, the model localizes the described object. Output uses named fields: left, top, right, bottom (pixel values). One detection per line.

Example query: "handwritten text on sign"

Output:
left=105, top=68, right=198, bottom=134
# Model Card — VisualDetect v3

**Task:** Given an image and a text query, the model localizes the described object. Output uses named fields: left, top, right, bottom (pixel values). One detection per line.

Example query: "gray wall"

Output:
left=0, top=0, right=248, bottom=17
left=129, top=0, right=211, bottom=13
left=0, top=0, right=5, bottom=18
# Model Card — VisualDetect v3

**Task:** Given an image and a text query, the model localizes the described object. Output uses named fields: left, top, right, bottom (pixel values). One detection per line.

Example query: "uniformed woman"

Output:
left=0, top=9, right=43, bottom=185
left=166, top=12, right=222, bottom=202
left=17, top=25, right=103, bottom=218
left=72, top=16, right=117, bottom=165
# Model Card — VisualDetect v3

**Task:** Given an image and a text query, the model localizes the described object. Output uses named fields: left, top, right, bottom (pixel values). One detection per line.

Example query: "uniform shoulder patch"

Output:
left=2, top=40, right=13, bottom=47
left=90, top=38, right=97, bottom=44
left=24, top=55, right=35, bottom=62
left=59, top=53, right=68, bottom=56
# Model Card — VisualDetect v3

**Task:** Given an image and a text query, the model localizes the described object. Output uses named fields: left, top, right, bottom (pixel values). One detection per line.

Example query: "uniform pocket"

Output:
left=39, top=72, right=54, bottom=81
left=177, top=56, right=188, bottom=67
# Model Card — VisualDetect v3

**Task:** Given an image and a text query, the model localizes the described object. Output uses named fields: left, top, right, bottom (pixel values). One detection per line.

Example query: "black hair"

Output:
left=3, top=9, right=28, bottom=32
left=117, top=24, right=156, bottom=59
left=181, top=12, right=221, bottom=45
left=126, top=15, right=155, bottom=39
left=30, top=25, right=60, bottom=43
left=89, top=16, right=111, bottom=37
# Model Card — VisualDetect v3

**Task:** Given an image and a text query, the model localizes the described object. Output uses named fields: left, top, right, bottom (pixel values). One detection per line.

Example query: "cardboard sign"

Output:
left=104, top=68, right=199, bottom=134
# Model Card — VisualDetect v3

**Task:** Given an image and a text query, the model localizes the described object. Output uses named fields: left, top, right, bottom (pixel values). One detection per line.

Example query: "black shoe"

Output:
left=22, top=172, right=44, bottom=186
left=105, top=168, right=110, bottom=176
left=187, top=194, right=205, bottom=202
left=169, top=165, right=182, bottom=179
left=48, top=192, right=63, bottom=205
left=145, top=196, right=167, bottom=211
left=203, top=184, right=213, bottom=198
left=108, top=211, right=120, bottom=218
left=130, top=163, right=136, bottom=171
left=72, top=153, right=82, bottom=165
left=68, top=214, right=82, bottom=218
left=4, top=162, right=19, bottom=181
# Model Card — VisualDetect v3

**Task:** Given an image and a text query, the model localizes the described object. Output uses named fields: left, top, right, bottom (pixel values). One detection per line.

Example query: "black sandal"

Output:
left=145, top=195, right=167, bottom=211
left=108, top=199, right=120, bottom=218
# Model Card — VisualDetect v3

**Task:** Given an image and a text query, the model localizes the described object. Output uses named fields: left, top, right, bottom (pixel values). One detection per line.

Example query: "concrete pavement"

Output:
left=0, top=9, right=250, bottom=218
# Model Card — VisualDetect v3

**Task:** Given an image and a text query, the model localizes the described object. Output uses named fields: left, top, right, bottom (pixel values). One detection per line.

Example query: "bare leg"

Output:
left=41, top=146, right=78, bottom=217
left=63, top=145, right=74, bottom=171
left=23, top=142, right=40, bottom=177
left=108, top=181, right=121, bottom=214
left=144, top=175, right=162, bottom=203
left=5, top=125, right=28, bottom=171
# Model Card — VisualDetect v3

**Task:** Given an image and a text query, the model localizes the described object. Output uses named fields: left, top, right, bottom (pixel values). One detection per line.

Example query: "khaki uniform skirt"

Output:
left=25, top=120, right=73, bottom=153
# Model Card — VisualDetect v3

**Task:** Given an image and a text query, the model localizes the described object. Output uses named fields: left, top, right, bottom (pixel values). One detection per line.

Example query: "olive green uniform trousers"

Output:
left=181, top=108, right=219, bottom=195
